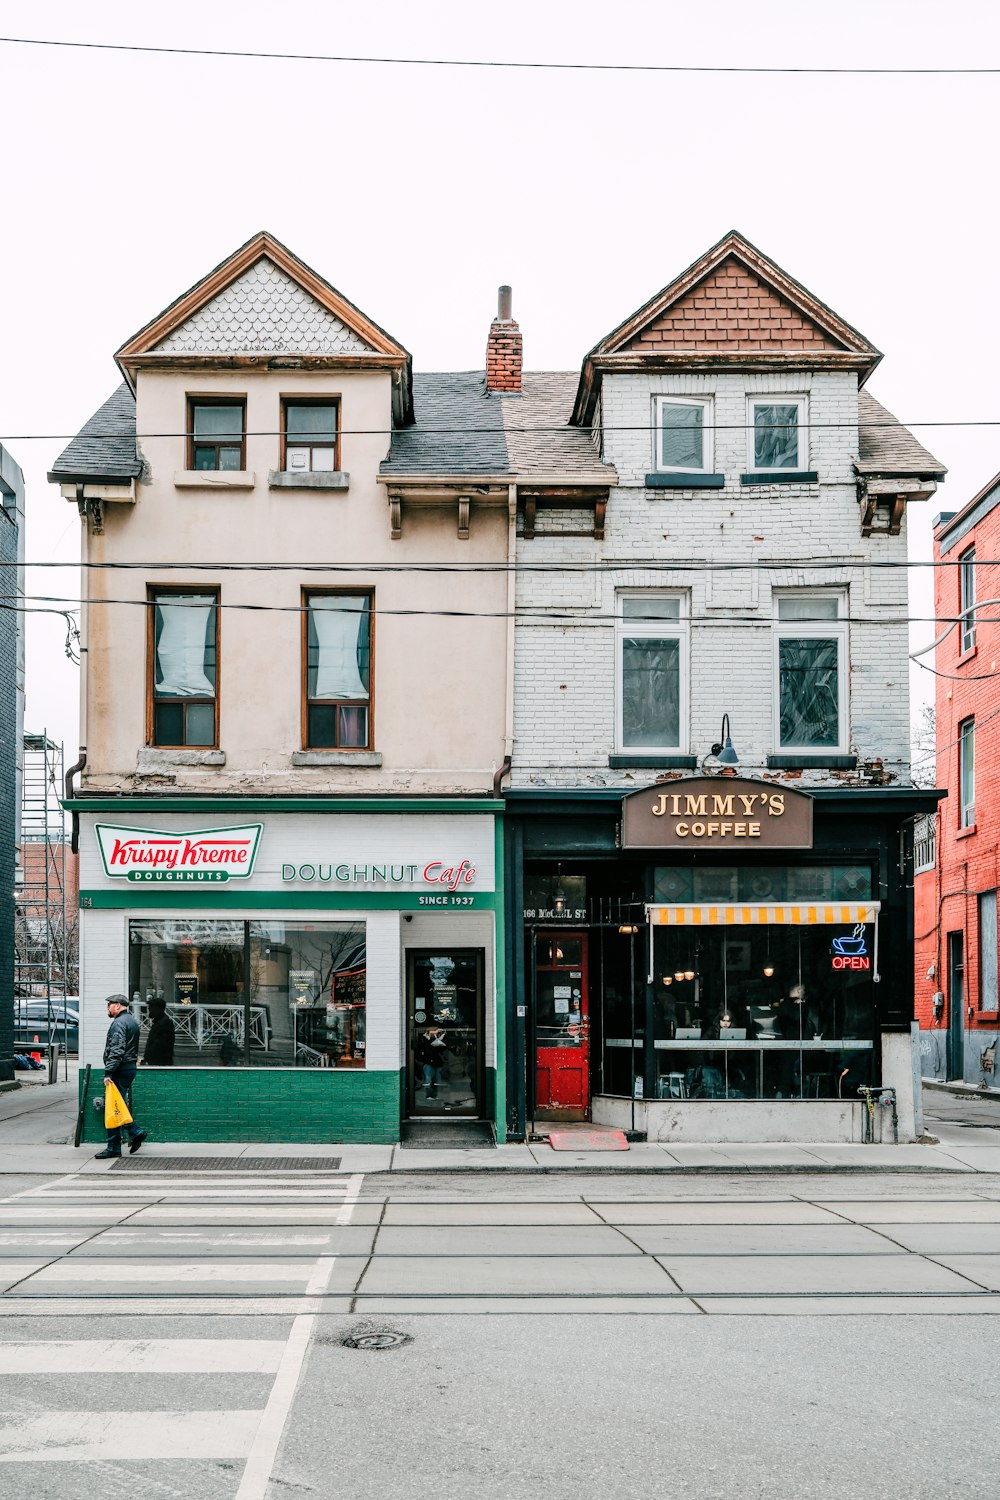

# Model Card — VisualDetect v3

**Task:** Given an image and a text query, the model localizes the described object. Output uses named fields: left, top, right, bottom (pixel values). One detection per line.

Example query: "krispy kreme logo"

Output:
left=95, top=824, right=263, bottom=883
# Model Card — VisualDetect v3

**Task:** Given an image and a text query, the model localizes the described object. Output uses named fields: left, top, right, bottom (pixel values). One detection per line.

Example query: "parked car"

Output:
left=13, top=998, right=79, bottom=1054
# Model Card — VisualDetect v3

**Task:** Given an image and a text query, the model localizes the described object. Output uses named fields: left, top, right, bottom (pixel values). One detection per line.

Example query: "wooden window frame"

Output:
left=187, top=395, right=247, bottom=472
left=301, top=588, right=374, bottom=751
left=146, top=586, right=221, bottom=749
left=281, top=396, right=341, bottom=473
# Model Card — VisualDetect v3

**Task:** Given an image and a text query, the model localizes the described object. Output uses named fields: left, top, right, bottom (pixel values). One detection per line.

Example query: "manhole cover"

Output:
left=341, top=1332, right=410, bottom=1350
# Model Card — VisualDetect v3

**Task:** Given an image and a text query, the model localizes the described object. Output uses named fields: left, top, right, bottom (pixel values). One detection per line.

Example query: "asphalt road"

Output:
left=2, top=1159, right=1000, bottom=1497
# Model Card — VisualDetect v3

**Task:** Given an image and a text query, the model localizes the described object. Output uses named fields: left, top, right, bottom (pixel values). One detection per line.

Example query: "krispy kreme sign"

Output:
left=96, top=824, right=263, bottom=883
left=621, top=778, right=813, bottom=850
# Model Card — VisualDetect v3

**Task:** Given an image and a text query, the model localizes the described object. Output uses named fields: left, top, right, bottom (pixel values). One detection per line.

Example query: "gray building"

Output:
left=0, top=444, right=25, bottom=1084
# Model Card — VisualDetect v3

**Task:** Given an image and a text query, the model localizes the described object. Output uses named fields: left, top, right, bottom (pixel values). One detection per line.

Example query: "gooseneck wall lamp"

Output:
left=710, top=714, right=739, bottom=767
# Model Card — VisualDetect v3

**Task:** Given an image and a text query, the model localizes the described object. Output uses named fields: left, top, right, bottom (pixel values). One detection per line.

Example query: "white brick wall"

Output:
left=512, top=370, right=912, bottom=788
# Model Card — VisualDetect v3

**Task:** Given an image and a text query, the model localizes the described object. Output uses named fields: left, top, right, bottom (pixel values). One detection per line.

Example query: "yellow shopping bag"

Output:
left=104, top=1080, right=133, bottom=1130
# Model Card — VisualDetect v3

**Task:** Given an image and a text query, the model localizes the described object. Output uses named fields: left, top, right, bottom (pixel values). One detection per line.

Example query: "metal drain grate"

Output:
left=110, top=1155, right=342, bottom=1172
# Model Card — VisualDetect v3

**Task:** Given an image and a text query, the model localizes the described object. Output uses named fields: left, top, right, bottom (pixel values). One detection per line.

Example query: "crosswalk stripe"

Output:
left=0, top=1410, right=261, bottom=1462
left=0, top=1339, right=285, bottom=1373
left=28, top=1262, right=331, bottom=1284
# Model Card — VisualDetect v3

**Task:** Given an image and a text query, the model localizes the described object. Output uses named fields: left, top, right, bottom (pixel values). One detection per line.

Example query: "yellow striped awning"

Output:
left=647, top=902, right=879, bottom=927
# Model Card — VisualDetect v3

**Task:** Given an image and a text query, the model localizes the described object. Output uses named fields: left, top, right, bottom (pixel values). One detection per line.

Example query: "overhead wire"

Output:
left=1, top=36, right=998, bottom=75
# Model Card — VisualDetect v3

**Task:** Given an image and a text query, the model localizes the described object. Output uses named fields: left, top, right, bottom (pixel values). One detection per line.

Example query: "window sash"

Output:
left=654, top=398, right=711, bottom=472
left=959, top=719, right=975, bottom=826
left=305, top=593, right=372, bottom=749
left=960, top=549, right=976, bottom=653
left=150, top=593, right=218, bottom=749
left=284, top=401, right=339, bottom=473
left=749, top=398, right=806, bottom=470
left=616, top=595, right=687, bottom=752
left=188, top=401, right=245, bottom=471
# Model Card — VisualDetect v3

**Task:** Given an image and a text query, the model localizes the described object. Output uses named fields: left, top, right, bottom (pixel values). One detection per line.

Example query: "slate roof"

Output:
left=380, top=372, right=616, bottom=480
left=48, top=384, right=142, bottom=483
left=856, top=390, right=947, bottom=480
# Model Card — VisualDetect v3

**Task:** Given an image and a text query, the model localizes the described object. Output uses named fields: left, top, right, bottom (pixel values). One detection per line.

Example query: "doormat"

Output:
left=547, top=1127, right=629, bottom=1152
left=110, top=1156, right=342, bottom=1171
left=400, top=1121, right=495, bottom=1149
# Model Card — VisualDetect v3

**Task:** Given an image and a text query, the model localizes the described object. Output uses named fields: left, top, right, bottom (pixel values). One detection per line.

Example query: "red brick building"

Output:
left=914, top=472, right=1000, bottom=1083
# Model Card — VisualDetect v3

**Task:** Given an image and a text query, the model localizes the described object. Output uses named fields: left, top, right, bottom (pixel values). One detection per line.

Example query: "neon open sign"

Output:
left=831, top=925, right=871, bottom=971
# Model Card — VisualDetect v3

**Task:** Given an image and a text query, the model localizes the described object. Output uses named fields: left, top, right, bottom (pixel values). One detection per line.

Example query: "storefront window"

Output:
left=128, top=918, right=366, bottom=1068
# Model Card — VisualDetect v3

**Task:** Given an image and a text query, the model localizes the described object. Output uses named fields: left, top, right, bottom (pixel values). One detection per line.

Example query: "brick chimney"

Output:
left=485, top=285, right=522, bottom=393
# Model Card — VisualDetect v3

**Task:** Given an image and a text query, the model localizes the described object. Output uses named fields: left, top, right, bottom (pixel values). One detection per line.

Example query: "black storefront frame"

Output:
left=503, top=785, right=941, bottom=1141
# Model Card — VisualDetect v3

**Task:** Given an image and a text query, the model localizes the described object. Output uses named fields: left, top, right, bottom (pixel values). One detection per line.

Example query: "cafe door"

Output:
left=406, top=950, right=484, bottom=1117
left=534, top=931, right=590, bottom=1120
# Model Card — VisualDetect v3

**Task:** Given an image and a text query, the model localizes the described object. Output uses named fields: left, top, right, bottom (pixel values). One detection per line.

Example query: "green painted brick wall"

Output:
left=79, top=1067, right=401, bottom=1145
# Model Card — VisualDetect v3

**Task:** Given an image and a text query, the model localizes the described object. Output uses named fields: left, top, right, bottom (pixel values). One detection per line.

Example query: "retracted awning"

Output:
left=647, top=902, right=880, bottom=927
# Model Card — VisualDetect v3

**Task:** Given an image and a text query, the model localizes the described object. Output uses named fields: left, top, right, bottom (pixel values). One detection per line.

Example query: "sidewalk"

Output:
left=2, top=1076, right=999, bottom=1175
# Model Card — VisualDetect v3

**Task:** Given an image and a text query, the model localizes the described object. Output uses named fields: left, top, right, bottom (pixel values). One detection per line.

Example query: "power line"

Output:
left=11, top=418, right=1000, bottom=440
left=17, top=559, right=999, bottom=573
left=1, top=35, right=997, bottom=76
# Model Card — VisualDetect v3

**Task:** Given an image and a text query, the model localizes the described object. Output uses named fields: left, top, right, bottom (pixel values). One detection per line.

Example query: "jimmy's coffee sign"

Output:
left=96, top=824, right=263, bottom=883
left=622, top=778, right=813, bottom=851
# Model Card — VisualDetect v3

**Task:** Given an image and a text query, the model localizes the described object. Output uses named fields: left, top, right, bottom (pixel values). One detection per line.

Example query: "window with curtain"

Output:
left=616, top=594, right=687, bottom=751
left=305, top=592, right=372, bottom=748
left=653, top=397, right=711, bottom=471
left=188, top=400, right=245, bottom=471
left=150, top=591, right=218, bottom=747
left=774, top=593, right=847, bottom=750
left=749, top=397, right=806, bottom=470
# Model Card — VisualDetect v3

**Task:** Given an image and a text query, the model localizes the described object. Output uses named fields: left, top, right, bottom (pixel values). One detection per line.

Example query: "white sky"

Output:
left=2, top=0, right=998, bottom=766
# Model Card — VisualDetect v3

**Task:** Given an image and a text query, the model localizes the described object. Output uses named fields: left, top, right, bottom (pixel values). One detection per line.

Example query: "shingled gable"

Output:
left=571, top=231, right=882, bottom=426
left=114, top=231, right=414, bottom=424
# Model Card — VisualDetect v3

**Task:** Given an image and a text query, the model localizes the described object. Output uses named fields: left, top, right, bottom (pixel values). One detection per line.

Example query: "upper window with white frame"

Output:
left=773, top=592, right=848, bottom=752
left=653, top=397, right=713, bottom=473
left=616, top=593, right=689, bottom=753
left=959, top=546, right=976, bottom=654
left=959, top=717, right=975, bottom=828
left=748, top=396, right=807, bottom=471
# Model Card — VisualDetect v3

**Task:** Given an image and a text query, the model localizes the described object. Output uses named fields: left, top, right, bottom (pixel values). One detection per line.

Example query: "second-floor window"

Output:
left=283, top=399, right=340, bottom=473
left=653, top=397, right=712, bottom=472
left=149, top=590, right=219, bottom=748
left=748, top=396, right=807, bottom=471
left=959, top=717, right=975, bottom=827
left=959, top=546, right=976, bottom=654
left=304, top=591, right=373, bottom=749
left=188, top=398, right=246, bottom=471
left=616, top=594, right=688, bottom=752
left=774, top=593, right=848, bottom=751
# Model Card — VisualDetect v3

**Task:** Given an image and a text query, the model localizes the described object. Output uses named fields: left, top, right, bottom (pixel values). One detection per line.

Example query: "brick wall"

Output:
left=0, top=450, right=22, bottom=1083
left=512, top=370, right=912, bottom=788
left=628, top=258, right=839, bottom=351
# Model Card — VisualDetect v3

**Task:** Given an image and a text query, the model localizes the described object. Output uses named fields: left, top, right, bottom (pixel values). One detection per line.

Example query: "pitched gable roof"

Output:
left=573, top=231, right=882, bottom=424
left=47, top=383, right=142, bottom=484
left=115, top=231, right=413, bottom=422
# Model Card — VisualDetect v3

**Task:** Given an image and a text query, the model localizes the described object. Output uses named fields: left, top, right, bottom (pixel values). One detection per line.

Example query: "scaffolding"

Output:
left=14, top=733, right=75, bottom=1077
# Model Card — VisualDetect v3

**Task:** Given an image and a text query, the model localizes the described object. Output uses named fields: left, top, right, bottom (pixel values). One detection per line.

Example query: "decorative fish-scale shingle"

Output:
left=155, top=258, right=375, bottom=355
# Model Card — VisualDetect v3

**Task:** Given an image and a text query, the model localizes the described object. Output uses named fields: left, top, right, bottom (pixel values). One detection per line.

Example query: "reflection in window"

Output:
left=617, top=594, right=687, bottom=752
left=751, top=399, right=805, bottom=469
left=774, top=594, right=846, bottom=750
left=128, top=918, right=366, bottom=1068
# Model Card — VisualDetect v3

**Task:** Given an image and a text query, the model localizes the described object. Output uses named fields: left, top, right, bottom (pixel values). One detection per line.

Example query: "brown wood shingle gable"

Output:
left=625, top=257, right=842, bottom=353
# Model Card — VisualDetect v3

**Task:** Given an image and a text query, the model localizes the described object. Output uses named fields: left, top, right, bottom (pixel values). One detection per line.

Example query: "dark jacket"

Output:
left=144, top=1013, right=175, bottom=1066
left=104, top=1011, right=140, bottom=1074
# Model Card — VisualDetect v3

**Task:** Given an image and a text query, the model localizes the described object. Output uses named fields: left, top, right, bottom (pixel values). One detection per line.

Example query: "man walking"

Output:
left=143, top=998, right=175, bottom=1066
left=95, top=994, right=148, bottom=1160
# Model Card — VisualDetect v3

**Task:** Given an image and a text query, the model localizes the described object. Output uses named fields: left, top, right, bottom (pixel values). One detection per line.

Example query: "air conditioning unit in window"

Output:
left=287, top=447, right=310, bottom=471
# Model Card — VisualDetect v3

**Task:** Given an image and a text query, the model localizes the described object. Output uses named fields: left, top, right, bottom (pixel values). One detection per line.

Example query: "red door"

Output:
left=534, top=932, right=590, bottom=1120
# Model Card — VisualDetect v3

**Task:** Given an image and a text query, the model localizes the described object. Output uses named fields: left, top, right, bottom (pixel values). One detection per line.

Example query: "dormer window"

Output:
left=283, top=399, right=339, bottom=473
left=189, top=399, right=245, bottom=471
left=748, top=397, right=807, bottom=471
left=653, top=397, right=712, bottom=472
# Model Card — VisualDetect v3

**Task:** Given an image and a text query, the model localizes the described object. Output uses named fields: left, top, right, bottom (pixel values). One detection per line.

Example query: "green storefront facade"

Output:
left=71, top=797, right=506, bottom=1145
